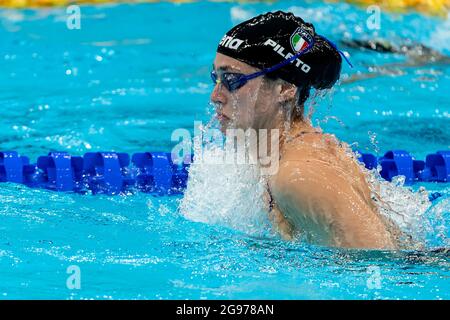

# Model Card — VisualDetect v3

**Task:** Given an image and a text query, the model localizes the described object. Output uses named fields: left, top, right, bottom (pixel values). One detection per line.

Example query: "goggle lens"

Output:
left=211, top=70, right=248, bottom=92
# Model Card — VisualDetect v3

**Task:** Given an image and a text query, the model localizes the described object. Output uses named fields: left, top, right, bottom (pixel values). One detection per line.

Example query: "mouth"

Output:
left=216, top=112, right=231, bottom=122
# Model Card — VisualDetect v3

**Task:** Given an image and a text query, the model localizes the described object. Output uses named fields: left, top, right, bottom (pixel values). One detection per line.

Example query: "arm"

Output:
left=270, top=159, right=398, bottom=249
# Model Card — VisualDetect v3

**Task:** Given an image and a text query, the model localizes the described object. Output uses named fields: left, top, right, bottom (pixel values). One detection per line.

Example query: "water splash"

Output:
left=360, top=161, right=448, bottom=250
left=179, top=134, right=272, bottom=237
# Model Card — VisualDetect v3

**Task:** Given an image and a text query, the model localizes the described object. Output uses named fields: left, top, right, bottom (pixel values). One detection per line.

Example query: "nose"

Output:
left=210, top=82, right=227, bottom=107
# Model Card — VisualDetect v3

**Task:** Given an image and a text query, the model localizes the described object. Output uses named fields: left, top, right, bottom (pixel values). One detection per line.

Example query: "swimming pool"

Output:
left=0, top=1, right=449, bottom=299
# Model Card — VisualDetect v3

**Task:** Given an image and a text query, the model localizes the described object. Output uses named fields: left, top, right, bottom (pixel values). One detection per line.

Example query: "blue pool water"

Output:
left=0, top=1, right=449, bottom=299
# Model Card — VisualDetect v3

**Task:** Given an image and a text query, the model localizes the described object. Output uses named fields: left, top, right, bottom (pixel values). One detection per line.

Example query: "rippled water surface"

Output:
left=0, top=1, right=449, bottom=299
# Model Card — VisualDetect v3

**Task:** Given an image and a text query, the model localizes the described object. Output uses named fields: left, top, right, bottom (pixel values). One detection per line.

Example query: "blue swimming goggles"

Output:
left=211, top=35, right=352, bottom=92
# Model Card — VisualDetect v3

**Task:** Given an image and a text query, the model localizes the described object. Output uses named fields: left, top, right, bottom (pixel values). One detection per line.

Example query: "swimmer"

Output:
left=210, top=11, right=404, bottom=249
left=340, top=38, right=450, bottom=84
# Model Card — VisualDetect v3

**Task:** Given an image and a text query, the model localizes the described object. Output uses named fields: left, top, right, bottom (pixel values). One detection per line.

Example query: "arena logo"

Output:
left=263, top=39, right=311, bottom=73
left=219, top=35, right=244, bottom=50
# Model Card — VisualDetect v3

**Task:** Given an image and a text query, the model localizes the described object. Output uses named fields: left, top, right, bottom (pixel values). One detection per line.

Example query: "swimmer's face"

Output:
left=211, top=53, right=282, bottom=132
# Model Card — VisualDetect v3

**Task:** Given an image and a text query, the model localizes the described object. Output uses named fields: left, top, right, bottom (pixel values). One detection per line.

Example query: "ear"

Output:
left=277, top=82, right=297, bottom=105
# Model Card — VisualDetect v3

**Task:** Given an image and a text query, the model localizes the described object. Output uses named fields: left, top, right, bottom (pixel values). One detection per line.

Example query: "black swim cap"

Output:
left=216, top=11, right=342, bottom=90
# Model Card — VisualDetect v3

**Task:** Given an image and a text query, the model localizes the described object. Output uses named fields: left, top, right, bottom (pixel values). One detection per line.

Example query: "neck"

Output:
left=254, top=113, right=315, bottom=167
left=277, top=117, right=315, bottom=151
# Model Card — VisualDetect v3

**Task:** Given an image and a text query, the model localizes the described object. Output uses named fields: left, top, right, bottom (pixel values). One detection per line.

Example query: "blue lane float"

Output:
left=0, top=150, right=448, bottom=198
left=83, top=152, right=135, bottom=195
left=0, top=150, right=191, bottom=196
left=36, top=152, right=84, bottom=192
left=132, top=152, right=190, bottom=195
left=357, top=150, right=450, bottom=184
left=0, top=151, right=29, bottom=183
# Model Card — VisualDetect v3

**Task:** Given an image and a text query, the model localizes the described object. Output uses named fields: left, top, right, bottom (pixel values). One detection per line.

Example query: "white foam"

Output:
left=366, top=168, right=434, bottom=247
left=179, top=140, right=271, bottom=237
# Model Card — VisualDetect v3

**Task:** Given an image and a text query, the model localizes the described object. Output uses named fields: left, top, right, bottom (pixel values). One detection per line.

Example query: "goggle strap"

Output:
left=237, top=39, right=316, bottom=84
left=318, top=35, right=353, bottom=68
left=262, top=39, right=316, bottom=75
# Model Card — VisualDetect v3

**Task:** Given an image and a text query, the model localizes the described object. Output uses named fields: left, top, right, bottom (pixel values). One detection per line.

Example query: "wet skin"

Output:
left=211, top=53, right=401, bottom=249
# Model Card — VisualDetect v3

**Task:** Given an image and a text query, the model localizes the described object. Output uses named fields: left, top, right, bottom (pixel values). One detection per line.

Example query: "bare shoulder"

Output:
left=268, top=134, right=398, bottom=249
left=281, top=132, right=350, bottom=163
left=270, top=155, right=344, bottom=205
left=277, top=132, right=374, bottom=202
left=268, top=158, right=349, bottom=246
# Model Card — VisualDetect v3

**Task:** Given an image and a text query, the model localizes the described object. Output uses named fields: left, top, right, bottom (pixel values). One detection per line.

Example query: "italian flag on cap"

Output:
left=291, top=27, right=312, bottom=52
